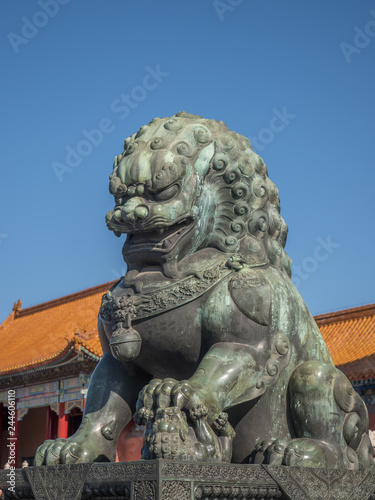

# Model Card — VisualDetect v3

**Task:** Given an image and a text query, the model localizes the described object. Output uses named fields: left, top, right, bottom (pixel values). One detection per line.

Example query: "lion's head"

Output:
left=106, top=112, right=291, bottom=278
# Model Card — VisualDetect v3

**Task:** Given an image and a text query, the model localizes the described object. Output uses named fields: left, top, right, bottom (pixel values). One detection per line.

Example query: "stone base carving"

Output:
left=0, top=461, right=374, bottom=500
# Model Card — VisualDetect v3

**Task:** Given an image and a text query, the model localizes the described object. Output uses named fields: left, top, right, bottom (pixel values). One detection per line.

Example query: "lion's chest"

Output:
left=132, top=297, right=204, bottom=379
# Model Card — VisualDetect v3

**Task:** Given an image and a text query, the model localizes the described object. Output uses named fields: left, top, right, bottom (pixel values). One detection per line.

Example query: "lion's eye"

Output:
left=154, top=184, right=179, bottom=202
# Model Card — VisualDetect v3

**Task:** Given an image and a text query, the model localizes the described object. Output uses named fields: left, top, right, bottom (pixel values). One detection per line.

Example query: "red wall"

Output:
left=116, top=420, right=143, bottom=462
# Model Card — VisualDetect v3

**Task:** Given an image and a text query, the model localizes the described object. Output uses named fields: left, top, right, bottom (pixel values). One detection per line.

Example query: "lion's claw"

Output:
left=35, top=439, right=69, bottom=466
left=170, top=380, right=196, bottom=408
left=135, top=378, right=203, bottom=425
left=253, top=439, right=289, bottom=465
left=61, top=443, right=85, bottom=463
left=45, top=439, right=67, bottom=465
left=135, top=406, right=154, bottom=425
left=35, top=440, right=55, bottom=466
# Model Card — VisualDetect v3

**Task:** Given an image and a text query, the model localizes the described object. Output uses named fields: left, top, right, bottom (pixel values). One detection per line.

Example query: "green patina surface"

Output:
left=34, top=112, right=374, bottom=470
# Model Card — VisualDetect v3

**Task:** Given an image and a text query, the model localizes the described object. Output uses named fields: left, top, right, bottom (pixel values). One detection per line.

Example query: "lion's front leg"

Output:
left=135, top=342, right=264, bottom=462
left=170, top=342, right=261, bottom=422
left=36, top=318, right=151, bottom=465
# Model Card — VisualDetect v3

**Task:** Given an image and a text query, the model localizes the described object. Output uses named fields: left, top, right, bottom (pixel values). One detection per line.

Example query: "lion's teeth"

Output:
left=156, top=228, right=165, bottom=235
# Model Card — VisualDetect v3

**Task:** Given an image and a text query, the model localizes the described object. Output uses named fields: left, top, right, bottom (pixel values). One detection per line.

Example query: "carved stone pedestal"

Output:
left=0, top=461, right=374, bottom=500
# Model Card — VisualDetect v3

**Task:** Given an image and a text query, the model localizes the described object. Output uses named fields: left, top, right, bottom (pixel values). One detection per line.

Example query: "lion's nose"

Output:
left=134, top=206, right=148, bottom=220
left=120, top=203, right=149, bottom=223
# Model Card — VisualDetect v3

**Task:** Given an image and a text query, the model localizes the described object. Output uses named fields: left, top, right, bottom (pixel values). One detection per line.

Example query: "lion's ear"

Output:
left=193, top=143, right=215, bottom=177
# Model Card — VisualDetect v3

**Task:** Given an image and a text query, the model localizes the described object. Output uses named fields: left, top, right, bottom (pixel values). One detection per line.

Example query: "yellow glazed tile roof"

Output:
left=1, top=281, right=374, bottom=381
left=315, top=304, right=375, bottom=380
left=0, top=282, right=115, bottom=374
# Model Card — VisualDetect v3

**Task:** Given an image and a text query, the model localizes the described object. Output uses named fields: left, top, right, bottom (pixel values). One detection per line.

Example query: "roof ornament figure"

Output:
left=12, top=300, right=21, bottom=315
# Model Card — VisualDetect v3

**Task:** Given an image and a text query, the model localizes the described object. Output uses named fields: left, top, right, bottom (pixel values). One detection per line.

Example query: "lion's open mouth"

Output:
left=124, top=217, right=195, bottom=254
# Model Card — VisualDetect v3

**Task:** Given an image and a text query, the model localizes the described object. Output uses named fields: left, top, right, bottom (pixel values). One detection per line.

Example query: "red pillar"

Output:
left=57, top=403, right=68, bottom=439
left=45, top=407, right=52, bottom=441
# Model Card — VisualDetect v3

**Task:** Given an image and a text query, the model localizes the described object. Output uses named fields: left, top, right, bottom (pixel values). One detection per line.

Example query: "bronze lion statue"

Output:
left=36, top=112, right=373, bottom=469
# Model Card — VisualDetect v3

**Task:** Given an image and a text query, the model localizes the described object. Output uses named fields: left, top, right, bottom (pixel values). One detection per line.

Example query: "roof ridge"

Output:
left=15, top=280, right=117, bottom=318
left=0, top=309, right=16, bottom=332
left=315, top=302, right=375, bottom=325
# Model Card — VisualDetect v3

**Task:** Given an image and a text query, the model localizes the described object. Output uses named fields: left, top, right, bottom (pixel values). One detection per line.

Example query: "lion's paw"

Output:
left=189, top=404, right=208, bottom=421
left=135, top=378, right=178, bottom=422
left=35, top=438, right=109, bottom=465
left=35, top=439, right=62, bottom=466
left=212, top=412, right=235, bottom=439
left=135, top=378, right=206, bottom=425
left=253, top=438, right=342, bottom=468
left=253, top=439, right=287, bottom=465
left=283, top=438, right=341, bottom=468
left=212, top=412, right=228, bottom=431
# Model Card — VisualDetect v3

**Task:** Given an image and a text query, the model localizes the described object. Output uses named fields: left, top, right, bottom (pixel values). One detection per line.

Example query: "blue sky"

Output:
left=1, top=0, right=374, bottom=322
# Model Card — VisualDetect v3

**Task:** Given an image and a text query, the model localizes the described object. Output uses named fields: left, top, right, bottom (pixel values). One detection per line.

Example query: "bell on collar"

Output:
left=109, top=324, right=142, bottom=362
